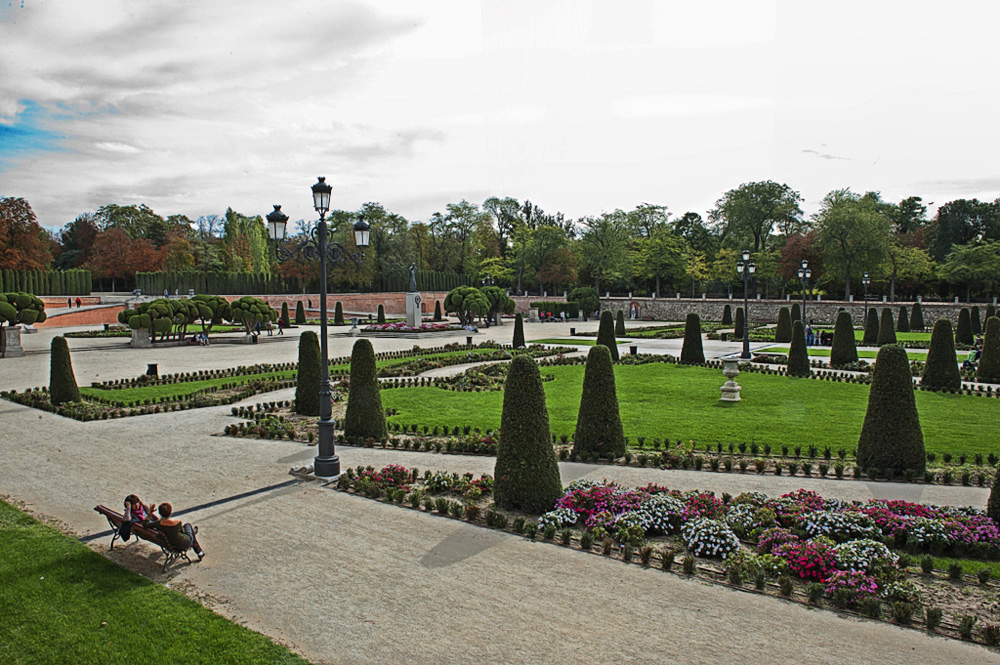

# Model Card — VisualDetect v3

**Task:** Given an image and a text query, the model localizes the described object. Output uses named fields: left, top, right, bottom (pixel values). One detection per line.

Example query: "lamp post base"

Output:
left=313, top=454, right=341, bottom=479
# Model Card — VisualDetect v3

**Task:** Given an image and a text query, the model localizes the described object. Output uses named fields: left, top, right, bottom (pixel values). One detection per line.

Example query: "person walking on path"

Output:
left=75, top=297, right=82, bottom=308
left=67, top=297, right=72, bottom=309
left=277, top=319, right=284, bottom=335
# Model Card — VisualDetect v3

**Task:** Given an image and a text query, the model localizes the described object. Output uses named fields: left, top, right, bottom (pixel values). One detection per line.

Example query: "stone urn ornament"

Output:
left=720, top=358, right=742, bottom=402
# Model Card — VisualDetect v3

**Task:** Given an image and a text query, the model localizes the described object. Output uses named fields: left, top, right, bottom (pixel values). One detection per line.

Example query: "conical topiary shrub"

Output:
left=572, top=345, right=626, bottom=460
left=774, top=306, right=792, bottom=343
left=721, top=304, right=733, bottom=326
left=280, top=302, right=291, bottom=327
left=790, top=303, right=801, bottom=326
left=734, top=307, right=745, bottom=340
left=863, top=308, right=879, bottom=345
left=897, top=306, right=909, bottom=333
left=857, top=344, right=925, bottom=474
left=49, top=336, right=79, bottom=405
left=377, top=304, right=385, bottom=324
left=494, top=355, right=563, bottom=514
left=680, top=313, right=705, bottom=364
left=971, top=306, right=982, bottom=336
left=956, top=307, right=973, bottom=345
left=295, top=301, right=306, bottom=324
left=922, top=319, right=961, bottom=392
left=986, top=304, right=996, bottom=322
left=596, top=310, right=619, bottom=361
left=334, top=301, right=345, bottom=325
left=977, top=316, right=1000, bottom=384
left=988, top=465, right=1000, bottom=525
left=615, top=310, right=626, bottom=337
left=910, top=301, right=925, bottom=330
left=512, top=312, right=525, bottom=348
left=787, top=320, right=810, bottom=377
left=343, top=338, right=387, bottom=443
left=295, top=331, right=320, bottom=416
left=877, top=307, right=896, bottom=346
left=830, top=311, right=859, bottom=366
left=434, top=300, right=443, bottom=322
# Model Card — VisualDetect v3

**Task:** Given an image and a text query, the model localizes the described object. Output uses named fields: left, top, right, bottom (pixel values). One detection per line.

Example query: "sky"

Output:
left=2, top=0, right=999, bottom=232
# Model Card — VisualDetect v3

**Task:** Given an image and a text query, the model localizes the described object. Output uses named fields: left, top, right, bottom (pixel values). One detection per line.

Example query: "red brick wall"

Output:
left=35, top=304, right=128, bottom=328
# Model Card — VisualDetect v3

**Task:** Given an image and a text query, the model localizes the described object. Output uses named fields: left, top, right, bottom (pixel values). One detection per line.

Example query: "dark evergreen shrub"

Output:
left=377, top=304, right=385, bottom=324
left=721, top=304, right=733, bottom=326
left=988, top=463, right=1000, bottom=526
left=615, top=310, right=626, bottom=337
left=344, top=339, right=387, bottom=442
left=434, top=300, right=443, bottom=322
left=572, top=345, right=626, bottom=460
left=774, top=307, right=792, bottom=343
left=280, top=302, right=291, bottom=327
left=877, top=308, right=896, bottom=346
left=956, top=308, right=973, bottom=345
left=971, top=306, right=982, bottom=336
left=680, top=313, right=704, bottom=364
left=857, top=344, right=925, bottom=474
left=734, top=307, right=745, bottom=339
left=295, top=301, right=306, bottom=324
left=910, top=301, right=924, bottom=330
left=494, top=355, right=563, bottom=514
left=986, top=304, right=996, bottom=322
left=863, top=308, right=880, bottom=345
left=334, top=301, right=345, bottom=325
left=977, top=317, right=1000, bottom=384
left=787, top=320, right=810, bottom=377
left=295, top=331, right=320, bottom=416
left=790, top=302, right=801, bottom=326
left=49, top=336, right=79, bottom=405
left=830, top=311, right=858, bottom=366
left=512, top=312, right=525, bottom=349
left=596, top=311, right=618, bottom=361
left=897, top=306, right=909, bottom=333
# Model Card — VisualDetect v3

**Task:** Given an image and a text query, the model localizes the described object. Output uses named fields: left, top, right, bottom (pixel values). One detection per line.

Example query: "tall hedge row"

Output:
left=0, top=269, right=91, bottom=296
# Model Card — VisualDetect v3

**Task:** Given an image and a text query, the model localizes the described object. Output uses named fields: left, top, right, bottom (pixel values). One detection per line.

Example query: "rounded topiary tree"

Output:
left=334, top=301, right=345, bottom=325
left=512, top=312, right=525, bottom=349
left=680, top=313, right=704, bottom=364
left=721, top=304, right=733, bottom=327
left=343, top=339, right=387, bottom=443
left=433, top=300, right=443, bottom=322
left=295, top=301, right=306, bottom=324
left=295, top=331, right=320, bottom=416
left=774, top=306, right=792, bottom=343
left=897, top=306, right=909, bottom=333
left=877, top=307, right=896, bottom=346
left=0, top=291, right=47, bottom=328
left=790, top=303, right=801, bottom=326
left=910, top=301, right=925, bottom=330
left=862, top=308, right=880, bottom=345
left=444, top=286, right=489, bottom=326
left=494, top=355, right=563, bottom=514
left=922, top=318, right=961, bottom=392
left=377, top=304, right=385, bottom=324
left=787, top=320, right=810, bottom=377
left=734, top=307, right=745, bottom=339
left=971, top=306, right=982, bottom=336
left=615, top=310, right=626, bottom=337
left=857, top=344, right=925, bottom=475
left=977, top=316, right=1000, bottom=384
left=572, top=345, right=625, bottom=461
left=49, top=336, right=79, bottom=405
left=830, top=310, right=858, bottom=366
left=229, top=296, right=277, bottom=335
left=596, top=310, right=619, bottom=361
left=988, top=466, right=1000, bottom=526
left=956, top=307, right=973, bottom=345
left=280, top=302, right=291, bottom=327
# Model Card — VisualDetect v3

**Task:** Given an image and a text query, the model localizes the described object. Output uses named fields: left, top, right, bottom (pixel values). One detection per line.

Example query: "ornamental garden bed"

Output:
left=327, top=464, right=1000, bottom=647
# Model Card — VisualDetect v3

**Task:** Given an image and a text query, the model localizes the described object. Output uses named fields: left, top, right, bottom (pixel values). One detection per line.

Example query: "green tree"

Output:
left=928, top=198, right=1000, bottom=262
left=494, top=355, right=563, bottom=514
left=877, top=308, right=896, bottom=346
left=334, top=301, right=345, bottom=325
left=815, top=190, right=892, bottom=299
left=596, top=311, right=618, bottom=361
left=774, top=307, right=792, bottom=343
left=295, top=331, right=320, bottom=416
left=343, top=339, right=387, bottom=443
left=512, top=312, right=525, bottom=348
left=936, top=242, right=1000, bottom=302
left=971, top=306, right=982, bottom=336
left=977, top=317, right=1000, bottom=384
left=579, top=212, right=629, bottom=295
left=922, top=319, right=961, bottom=391
left=910, top=301, right=925, bottom=330
left=572, top=345, right=625, bottom=460
left=721, top=304, right=732, bottom=326
left=0, top=197, right=52, bottom=271
left=0, top=292, right=46, bottom=327
left=280, top=302, right=291, bottom=328
left=295, top=301, right=306, bottom=324
left=830, top=311, right=859, bottom=366
left=857, top=344, right=925, bottom=474
left=708, top=181, right=804, bottom=252
left=790, top=302, right=801, bottom=326
left=787, top=320, right=810, bottom=377
left=956, top=308, right=973, bottom=345
left=569, top=286, right=600, bottom=318
left=443, top=286, right=489, bottom=326
left=49, top=336, right=79, bottom=405
left=863, top=308, right=880, bottom=345
left=480, top=286, right=515, bottom=325
left=229, top=296, right=277, bottom=335
left=680, top=313, right=704, bottom=364
left=635, top=227, right=688, bottom=297
left=897, top=306, right=910, bottom=333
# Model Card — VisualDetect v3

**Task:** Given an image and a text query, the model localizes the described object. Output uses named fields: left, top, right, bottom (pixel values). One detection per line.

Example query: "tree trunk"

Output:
left=890, top=268, right=896, bottom=302
left=655, top=274, right=661, bottom=299
left=844, top=268, right=851, bottom=301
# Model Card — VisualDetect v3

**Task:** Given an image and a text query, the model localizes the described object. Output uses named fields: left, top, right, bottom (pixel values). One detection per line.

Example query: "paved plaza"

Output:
left=1, top=322, right=997, bottom=665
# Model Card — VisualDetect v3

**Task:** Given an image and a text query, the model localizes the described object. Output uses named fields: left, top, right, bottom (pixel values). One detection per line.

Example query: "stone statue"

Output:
left=408, top=263, right=417, bottom=292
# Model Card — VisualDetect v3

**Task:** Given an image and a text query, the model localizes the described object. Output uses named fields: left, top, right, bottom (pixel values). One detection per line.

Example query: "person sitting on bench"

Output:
left=120, top=494, right=155, bottom=541
left=143, top=502, right=205, bottom=560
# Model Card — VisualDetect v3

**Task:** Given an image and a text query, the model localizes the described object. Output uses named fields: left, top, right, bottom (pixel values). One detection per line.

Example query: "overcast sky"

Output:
left=2, top=0, right=999, bottom=232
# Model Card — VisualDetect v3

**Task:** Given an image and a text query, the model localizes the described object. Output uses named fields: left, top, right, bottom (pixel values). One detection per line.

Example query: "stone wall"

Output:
left=245, top=293, right=452, bottom=318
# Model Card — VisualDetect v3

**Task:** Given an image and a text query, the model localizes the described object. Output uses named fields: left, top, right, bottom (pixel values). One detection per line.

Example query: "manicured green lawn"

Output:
left=767, top=346, right=927, bottom=360
left=854, top=330, right=931, bottom=343
left=531, top=338, right=597, bottom=346
left=0, top=501, right=308, bottom=665
left=382, top=363, right=998, bottom=456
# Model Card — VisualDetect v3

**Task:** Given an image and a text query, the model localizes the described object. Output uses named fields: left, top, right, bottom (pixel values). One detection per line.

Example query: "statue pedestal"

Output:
left=719, top=359, right=742, bottom=402
left=130, top=329, right=152, bottom=348
left=406, top=292, right=422, bottom=328
left=0, top=326, right=24, bottom=358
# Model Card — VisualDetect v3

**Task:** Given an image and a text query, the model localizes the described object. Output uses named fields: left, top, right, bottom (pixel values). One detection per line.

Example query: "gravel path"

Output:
left=1, top=322, right=997, bottom=665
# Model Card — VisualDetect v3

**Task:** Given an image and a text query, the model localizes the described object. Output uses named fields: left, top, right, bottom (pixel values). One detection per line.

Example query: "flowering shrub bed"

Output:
left=823, top=570, right=879, bottom=604
left=773, top=538, right=838, bottom=580
left=682, top=519, right=740, bottom=558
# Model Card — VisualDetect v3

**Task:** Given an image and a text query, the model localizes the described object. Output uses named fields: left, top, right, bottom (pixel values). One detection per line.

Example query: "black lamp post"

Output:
left=267, top=177, right=371, bottom=478
left=797, top=259, right=812, bottom=325
left=862, top=271, right=871, bottom=320
left=735, top=249, right=756, bottom=359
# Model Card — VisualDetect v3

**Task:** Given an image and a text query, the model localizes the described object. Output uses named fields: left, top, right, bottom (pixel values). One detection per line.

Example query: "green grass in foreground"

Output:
left=767, top=346, right=927, bottom=360
left=854, top=330, right=931, bottom=343
left=382, top=362, right=999, bottom=456
left=0, top=501, right=308, bottom=665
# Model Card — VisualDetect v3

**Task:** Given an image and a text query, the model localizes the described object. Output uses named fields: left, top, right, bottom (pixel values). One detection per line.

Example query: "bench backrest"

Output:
left=94, top=505, right=177, bottom=551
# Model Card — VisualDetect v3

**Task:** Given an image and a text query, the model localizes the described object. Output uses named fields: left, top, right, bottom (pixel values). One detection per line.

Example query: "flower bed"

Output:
left=363, top=322, right=464, bottom=333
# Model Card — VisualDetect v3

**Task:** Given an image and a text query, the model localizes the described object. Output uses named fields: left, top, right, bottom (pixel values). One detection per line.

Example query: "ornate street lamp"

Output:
left=797, top=259, right=812, bottom=326
left=735, top=249, right=756, bottom=359
left=862, top=271, right=871, bottom=320
left=267, top=177, right=371, bottom=478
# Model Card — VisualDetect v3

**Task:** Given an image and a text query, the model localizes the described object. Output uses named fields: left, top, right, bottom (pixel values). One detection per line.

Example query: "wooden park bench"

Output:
left=93, top=505, right=194, bottom=572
